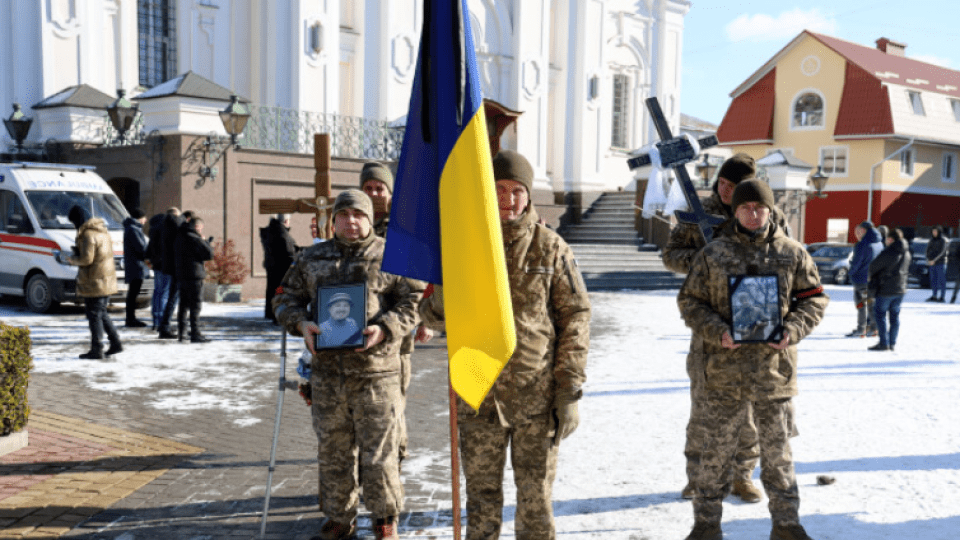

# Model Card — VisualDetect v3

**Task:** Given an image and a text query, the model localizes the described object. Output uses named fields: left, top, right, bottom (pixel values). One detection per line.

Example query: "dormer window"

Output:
left=907, top=91, right=925, bottom=115
left=791, top=92, right=824, bottom=128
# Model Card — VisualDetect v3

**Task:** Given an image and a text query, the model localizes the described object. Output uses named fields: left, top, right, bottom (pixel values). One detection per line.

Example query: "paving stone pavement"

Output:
left=9, top=306, right=465, bottom=540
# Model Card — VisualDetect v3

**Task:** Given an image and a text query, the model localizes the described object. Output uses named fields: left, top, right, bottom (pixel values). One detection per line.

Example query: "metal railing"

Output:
left=238, top=105, right=405, bottom=160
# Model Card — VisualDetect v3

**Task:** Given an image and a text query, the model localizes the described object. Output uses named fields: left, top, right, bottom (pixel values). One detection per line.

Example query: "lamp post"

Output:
left=4, top=104, right=33, bottom=153
left=695, top=153, right=718, bottom=189
left=212, top=94, right=251, bottom=247
left=107, top=89, right=139, bottom=143
left=810, top=165, right=829, bottom=198
left=219, top=94, right=250, bottom=147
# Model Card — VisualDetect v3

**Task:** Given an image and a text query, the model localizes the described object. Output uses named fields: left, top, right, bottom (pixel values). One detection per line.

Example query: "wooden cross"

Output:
left=258, top=133, right=334, bottom=238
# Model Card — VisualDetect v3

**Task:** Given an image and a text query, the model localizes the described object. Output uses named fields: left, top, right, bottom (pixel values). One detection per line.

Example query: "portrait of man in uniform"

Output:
left=730, top=275, right=782, bottom=343
left=315, top=285, right=366, bottom=349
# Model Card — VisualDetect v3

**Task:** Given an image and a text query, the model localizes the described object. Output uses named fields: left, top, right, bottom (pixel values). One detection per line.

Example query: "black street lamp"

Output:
left=810, top=165, right=829, bottom=198
left=4, top=103, right=33, bottom=152
left=695, top=153, right=718, bottom=189
left=107, top=89, right=139, bottom=142
left=219, top=94, right=250, bottom=147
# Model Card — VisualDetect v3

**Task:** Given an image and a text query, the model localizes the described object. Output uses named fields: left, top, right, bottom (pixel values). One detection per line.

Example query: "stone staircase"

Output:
left=562, top=191, right=685, bottom=290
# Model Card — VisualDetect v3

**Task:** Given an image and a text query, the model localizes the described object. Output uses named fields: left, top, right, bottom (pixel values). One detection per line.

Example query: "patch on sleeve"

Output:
left=275, top=285, right=284, bottom=295
left=794, top=286, right=824, bottom=299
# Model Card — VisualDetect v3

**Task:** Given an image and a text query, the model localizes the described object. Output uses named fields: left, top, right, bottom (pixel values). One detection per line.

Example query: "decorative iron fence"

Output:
left=238, top=105, right=405, bottom=160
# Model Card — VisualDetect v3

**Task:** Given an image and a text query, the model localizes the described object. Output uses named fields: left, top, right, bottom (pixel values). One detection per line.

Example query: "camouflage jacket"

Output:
left=662, top=191, right=790, bottom=274
left=68, top=218, right=118, bottom=298
left=272, top=233, right=425, bottom=377
left=676, top=220, right=828, bottom=401
left=371, top=211, right=417, bottom=355
left=419, top=205, right=591, bottom=426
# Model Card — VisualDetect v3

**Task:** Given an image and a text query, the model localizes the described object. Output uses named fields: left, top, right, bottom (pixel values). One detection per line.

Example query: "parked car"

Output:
left=810, top=244, right=854, bottom=284
left=908, top=239, right=930, bottom=288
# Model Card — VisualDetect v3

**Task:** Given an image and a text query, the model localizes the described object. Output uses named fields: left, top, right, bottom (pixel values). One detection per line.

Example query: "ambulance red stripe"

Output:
left=0, top=233, right=60, bottom=250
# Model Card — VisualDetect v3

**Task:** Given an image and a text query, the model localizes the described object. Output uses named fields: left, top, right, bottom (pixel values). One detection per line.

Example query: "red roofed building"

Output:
left=717, top=31, right=960, bottom=243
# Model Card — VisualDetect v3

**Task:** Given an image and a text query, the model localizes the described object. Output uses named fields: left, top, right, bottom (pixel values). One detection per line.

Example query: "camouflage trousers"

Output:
left=693, top=397, right=801, bottom=527
left=459, top=409, right=558, bottom=540
left=686, top=353, right=760, bottom=485
left=311, top=372, right=403, bottom=524
left=399, top=350, right=411, bottom=463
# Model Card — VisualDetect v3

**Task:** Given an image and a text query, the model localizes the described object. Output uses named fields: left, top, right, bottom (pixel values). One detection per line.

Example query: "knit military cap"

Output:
left=493, top=149, right=534, bottom=194
left=730, top=179, right=776, bottom=211
left=326, top=292, right=353, bottom=307
left=717, top=153, right=757, bottom=184
left=359, top=162, right=394, bottom=193
left=333, top=189, right=374, bottom=223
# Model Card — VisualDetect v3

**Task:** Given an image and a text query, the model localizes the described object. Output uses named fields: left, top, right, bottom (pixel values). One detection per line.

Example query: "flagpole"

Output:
left=448, top=375, right=462, bottom=540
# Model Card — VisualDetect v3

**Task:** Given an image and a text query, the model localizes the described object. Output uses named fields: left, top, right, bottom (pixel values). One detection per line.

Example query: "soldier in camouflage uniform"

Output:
left=676, top=180, right=828, bottom=540
left=663, top=153, right=793, bottom=504
left=359, top=162, right=434, bottom=471
left=418, top=150, right=591, bottom=540
left=272, top=190, right=425, bottom=540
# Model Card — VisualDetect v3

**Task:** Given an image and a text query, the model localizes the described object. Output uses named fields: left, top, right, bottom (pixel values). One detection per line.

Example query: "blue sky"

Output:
left=681, top=1, right=960, bottom=125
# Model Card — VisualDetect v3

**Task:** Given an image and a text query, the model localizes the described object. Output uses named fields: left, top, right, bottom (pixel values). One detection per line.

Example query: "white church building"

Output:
left=1, top=0, right=689, bottom=224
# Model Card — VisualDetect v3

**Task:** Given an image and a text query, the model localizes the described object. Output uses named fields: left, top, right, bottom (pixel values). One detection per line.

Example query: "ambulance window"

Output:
left=0, top=191, right=33, bottom=234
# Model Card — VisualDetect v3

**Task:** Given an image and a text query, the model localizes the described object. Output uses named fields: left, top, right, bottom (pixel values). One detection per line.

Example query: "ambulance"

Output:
left=0, top=162, right=153, bottom=312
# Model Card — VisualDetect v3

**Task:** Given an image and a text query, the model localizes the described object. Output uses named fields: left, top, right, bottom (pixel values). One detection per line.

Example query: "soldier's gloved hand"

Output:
left=552, top=399, right=580, bottom=445
left=299, top=321, right=321, bottom=355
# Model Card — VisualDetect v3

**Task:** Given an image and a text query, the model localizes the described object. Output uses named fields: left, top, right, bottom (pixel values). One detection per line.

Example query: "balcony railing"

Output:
left=238, top=105, right=405, bottom=160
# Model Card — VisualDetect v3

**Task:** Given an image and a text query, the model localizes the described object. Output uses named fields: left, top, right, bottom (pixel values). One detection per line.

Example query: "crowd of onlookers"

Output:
left=845, top=221, right=951, bottom=352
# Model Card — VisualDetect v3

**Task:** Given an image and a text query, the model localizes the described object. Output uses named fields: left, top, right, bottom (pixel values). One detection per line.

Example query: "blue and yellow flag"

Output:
left=382, top=0, right=515, bottom=409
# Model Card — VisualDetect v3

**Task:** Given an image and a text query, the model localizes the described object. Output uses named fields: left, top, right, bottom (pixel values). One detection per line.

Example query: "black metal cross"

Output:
left=628, top=97, right=725, bottom=243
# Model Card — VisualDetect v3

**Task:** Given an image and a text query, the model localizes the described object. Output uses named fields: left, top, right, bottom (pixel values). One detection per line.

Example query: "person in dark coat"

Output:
left=846, top=221, right=883, bottom=337
left=173, top=217, right=214, bottom=342
left=145, top=212, right=169, bottom=329
left=122, top=208, right=149, bottom=327
left=158, top=209, right=186, bottom=338
left=868, top=228, right=911, bottom=351
left=260, top=213, right=298, bottom=322
left=925, top=225, right=949, bottom=302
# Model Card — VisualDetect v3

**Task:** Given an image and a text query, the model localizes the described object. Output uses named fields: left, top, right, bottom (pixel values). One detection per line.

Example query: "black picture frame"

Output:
left=728, top=274, right=784, bottom=344
left=315, top=283, right=367, bottom=350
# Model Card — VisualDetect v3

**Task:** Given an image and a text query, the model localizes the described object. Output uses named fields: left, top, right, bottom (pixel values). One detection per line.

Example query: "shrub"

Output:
left=205, top=238, right=249, bottom=285
left=0, top=322, right=32, bottom=436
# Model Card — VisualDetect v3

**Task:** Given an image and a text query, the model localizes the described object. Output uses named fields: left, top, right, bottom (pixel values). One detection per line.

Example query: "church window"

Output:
left=138, top=0, right=178, bottom=88
left=611, top=74, right=630, bottom=149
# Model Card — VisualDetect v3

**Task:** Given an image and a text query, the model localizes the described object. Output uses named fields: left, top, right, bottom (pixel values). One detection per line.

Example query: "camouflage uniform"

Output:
left=272, top=233, right=424, bottom=524
left=676, top=219, right=828, bottom=528
left=372, top=212, right=416, bottom=464
left=663, top=191, right=793, bottom=487
left=420, top=205, right=591, bottom=540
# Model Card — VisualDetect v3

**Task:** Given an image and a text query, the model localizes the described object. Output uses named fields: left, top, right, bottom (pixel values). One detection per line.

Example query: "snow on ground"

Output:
left=0, top=300, right=281, bottom=426
left=3, top=285, right=959, bottom=539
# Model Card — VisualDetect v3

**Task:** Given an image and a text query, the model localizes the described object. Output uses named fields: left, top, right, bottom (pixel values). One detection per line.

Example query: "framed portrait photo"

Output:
left=315, top=283, right=367, bottom=350
left=728, top=274, right=784, bottom=344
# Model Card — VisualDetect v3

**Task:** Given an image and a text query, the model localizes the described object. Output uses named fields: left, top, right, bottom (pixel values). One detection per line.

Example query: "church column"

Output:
left=562, top=0, right=606, bottom=194
left=505, top=0, right=551, bottom=189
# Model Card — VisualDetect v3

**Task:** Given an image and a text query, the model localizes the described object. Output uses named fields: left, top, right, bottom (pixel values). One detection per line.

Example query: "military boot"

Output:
left=374, top=516, right=399, bottom=540
left=309, top=518, right=355, bottom=540
left=685, top=521, right=722, bottom=540
left=770, top=523, right=815, bottom=540
left=731, top=478, right=762, bottom=503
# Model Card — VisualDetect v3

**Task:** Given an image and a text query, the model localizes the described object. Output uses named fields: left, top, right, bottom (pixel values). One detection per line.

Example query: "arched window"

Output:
left=792, top=92, right=824, bottom=128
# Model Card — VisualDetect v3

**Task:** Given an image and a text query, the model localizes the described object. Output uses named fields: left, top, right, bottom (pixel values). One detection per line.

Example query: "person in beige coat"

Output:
left=67, top=205, right=122, bottom=359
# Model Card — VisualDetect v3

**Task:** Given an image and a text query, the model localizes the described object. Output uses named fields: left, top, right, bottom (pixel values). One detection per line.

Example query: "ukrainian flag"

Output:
left=382, top=0, right=515, bottom=409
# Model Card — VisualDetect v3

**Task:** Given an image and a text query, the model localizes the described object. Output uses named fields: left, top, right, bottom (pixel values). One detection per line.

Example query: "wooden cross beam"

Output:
left=258, top=133, right=334, bottom=238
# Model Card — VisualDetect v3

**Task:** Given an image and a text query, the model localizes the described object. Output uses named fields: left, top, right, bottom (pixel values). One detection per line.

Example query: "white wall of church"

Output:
left=1, top=0, right=687, bottom=197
